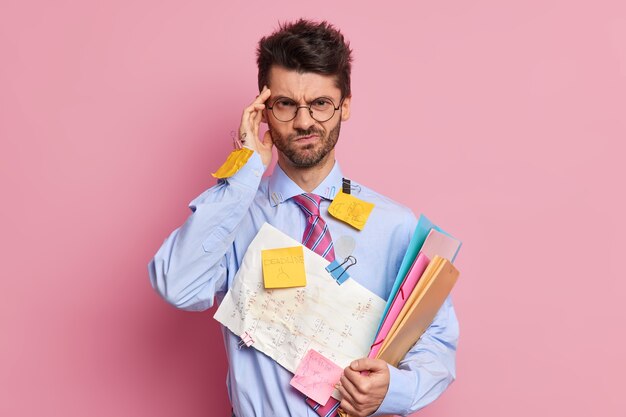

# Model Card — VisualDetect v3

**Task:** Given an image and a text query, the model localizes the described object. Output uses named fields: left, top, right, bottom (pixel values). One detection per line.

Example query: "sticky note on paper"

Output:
left=261, top=246, right=306, bottom=288
left=211, top=148, right=254, bottom=179
left=328, top=191, right=374, bottom=230
left=290, top=349, right=343, bottom=406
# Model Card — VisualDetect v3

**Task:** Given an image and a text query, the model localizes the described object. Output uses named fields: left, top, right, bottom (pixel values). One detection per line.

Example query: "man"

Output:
left=149, top=19, right=458, bottom=417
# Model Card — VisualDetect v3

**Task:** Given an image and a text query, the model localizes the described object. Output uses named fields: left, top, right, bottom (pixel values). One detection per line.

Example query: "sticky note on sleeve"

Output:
left=328, top=191, right=375, bottom=230
left=211, top=148, right=254, bottom=179
left=261, top=246, right=306, bottom=288
left=290, top=349, right=343, bottom=406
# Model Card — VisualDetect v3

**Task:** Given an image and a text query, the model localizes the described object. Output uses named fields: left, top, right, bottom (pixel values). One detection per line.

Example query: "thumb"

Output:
left=261, top=130, right=273, bottom=149
left=350, top=358, right=387, bottom=372
left=256, top=130, right=273, bottom=168
left=258, top=130, right=274, bottom=152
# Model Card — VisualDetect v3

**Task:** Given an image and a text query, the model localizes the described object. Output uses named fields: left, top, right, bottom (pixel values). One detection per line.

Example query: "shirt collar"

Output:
left=268, top=161, right=345, bottom=207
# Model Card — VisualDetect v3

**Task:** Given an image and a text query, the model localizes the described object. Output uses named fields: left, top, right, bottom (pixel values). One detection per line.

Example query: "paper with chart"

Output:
left=214, top=222, right=385, bottom=379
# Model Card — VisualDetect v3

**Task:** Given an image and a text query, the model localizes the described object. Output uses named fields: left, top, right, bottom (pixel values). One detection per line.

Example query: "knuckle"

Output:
left=353, top=392, right=365, bottom=405
left=340, top=399, right=351, bottom=412
left=361, top=381, right=372, bottom=392
left=352, top=405, right=365, bottom=416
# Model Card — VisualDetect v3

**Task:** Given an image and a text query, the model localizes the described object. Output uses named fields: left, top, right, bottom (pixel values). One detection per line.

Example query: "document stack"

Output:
left=369, top=215, right=462, bottom=366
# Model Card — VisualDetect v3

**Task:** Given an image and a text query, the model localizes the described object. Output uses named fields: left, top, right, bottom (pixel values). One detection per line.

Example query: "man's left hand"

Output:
left=335, top=358, right=390, bottom=417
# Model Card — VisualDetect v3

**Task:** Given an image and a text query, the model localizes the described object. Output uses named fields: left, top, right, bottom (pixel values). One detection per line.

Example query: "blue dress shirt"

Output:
left=149, top=151, right=459, bottom=416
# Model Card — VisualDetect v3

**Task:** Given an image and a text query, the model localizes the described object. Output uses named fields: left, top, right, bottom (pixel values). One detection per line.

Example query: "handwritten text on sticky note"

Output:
left=328, top=191, right=375, bottom=230
left=290, top=349, right=343, bottom=406
left=211, top=148, right=253, bottom=179
left=261, top=246, right=306, bottom=288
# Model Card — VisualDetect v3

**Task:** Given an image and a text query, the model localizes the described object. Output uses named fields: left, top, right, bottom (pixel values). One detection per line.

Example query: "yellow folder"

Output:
left=376, top=256, right=459, bottom=367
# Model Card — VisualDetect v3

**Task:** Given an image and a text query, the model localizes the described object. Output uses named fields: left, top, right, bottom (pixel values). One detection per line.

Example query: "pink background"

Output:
left=1, top=0, right=625, bottom=416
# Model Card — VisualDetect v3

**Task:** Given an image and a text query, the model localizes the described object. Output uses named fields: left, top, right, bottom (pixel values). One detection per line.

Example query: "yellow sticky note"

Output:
left=261, top=246, right=307, bottom=289
left=328, top=191, right=375, bottom=230
left=211, top=148, right=254, bottom=179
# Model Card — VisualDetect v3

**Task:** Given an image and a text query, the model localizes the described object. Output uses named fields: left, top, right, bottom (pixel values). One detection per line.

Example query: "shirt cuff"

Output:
left=225, top=149, right=265, bottom=190
left=371, top=364, right=416, bottom=416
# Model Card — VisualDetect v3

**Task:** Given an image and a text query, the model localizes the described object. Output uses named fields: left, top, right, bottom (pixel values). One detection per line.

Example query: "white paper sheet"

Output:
left=214, top=223, right=385, bottom=374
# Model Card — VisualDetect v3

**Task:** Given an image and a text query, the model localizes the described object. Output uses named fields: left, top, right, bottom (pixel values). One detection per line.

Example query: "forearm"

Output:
left=148, top=152, right=264, bottom=311
left=373, top=296, right=459, bottom=416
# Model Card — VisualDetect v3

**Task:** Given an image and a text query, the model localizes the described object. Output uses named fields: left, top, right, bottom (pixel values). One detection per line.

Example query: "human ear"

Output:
left=340, top=96, right=351, bottom=121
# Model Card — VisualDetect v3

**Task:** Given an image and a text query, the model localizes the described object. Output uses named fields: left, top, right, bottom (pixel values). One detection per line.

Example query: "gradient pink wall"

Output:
left=1, top=1, right=625, bottom=416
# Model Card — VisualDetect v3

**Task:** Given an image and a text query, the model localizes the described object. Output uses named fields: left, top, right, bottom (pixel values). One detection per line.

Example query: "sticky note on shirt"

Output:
left=211, top=148, right=254, bottom=179
left=328, top=191, right=375, bottom=230
left=261, top=246, right=306, bottom=288
left=290, top=349, right=343, bottom=406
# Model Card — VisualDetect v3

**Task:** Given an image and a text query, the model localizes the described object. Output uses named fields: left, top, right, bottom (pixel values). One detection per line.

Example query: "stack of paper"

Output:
left=369, top=215, right=462, bottom=367
left=214, top=223, right=385, bottom=399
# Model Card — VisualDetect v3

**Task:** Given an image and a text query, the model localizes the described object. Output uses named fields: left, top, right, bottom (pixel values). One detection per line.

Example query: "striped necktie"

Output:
left=292, top=193, right=336, bottom=262
left=292, top=193, right=342, bottom=416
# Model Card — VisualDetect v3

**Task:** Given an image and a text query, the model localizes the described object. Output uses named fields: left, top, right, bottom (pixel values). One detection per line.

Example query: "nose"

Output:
left=292, top=106, right=316, bottom=131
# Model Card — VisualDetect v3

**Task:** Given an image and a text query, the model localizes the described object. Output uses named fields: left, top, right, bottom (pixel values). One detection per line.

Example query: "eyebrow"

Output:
left=270, top=95, right=338, bottom=103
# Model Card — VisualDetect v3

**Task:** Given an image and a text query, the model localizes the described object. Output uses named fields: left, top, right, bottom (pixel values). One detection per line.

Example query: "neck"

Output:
left=277, top=151, right=335, bottom=193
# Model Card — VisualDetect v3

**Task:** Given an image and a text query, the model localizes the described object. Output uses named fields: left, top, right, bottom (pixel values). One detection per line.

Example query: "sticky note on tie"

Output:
left=290, top=349, right=343, bottom=406
left=328, top=191, right=375, bottom=230
left=211, top=148, right=254, bottom=179
left=261, top=246, right=306, bottom=288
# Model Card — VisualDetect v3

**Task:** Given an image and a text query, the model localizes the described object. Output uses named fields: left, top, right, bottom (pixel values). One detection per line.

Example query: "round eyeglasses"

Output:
left=267, top=97, right=342, bottom=122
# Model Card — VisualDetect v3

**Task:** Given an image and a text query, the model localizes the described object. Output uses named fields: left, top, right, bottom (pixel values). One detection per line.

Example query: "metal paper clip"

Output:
left=237, top=331, right=255, bottom=349
left=271, top=192, right=282, bottom=205
left=325, top=255, right=357, bottom=285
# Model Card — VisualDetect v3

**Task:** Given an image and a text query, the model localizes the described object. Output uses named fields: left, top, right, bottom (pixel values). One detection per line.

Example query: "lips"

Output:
left=294, top=134, right=319, bottom=142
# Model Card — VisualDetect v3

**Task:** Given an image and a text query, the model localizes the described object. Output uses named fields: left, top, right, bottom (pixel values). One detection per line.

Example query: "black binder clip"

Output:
left=342, top=178, right=351, bottom=194
left=325, top=256, right=357, bottom=285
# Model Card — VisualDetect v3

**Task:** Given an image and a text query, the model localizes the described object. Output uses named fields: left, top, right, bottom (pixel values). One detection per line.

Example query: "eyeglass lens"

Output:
left=271, top=98, right=337, bottom=122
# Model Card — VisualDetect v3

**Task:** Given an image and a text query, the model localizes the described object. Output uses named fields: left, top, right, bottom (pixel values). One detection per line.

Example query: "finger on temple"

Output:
left=253, top=107, right=263, bottom=126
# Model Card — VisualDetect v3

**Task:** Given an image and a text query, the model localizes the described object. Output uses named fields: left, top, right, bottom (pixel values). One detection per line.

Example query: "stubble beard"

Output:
left=269, top=120, right=341, bottom=168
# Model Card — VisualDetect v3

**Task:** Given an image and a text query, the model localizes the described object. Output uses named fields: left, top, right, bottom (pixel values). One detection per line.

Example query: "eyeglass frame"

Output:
left=266, top=96, right=344, bottom=123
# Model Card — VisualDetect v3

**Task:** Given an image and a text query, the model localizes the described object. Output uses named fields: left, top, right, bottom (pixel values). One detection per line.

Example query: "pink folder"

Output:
left=368, top=253, right=430, bottom=358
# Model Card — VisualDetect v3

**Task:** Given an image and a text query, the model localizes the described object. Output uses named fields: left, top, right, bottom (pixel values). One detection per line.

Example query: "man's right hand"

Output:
left=239, top=86, right=273, bottom=167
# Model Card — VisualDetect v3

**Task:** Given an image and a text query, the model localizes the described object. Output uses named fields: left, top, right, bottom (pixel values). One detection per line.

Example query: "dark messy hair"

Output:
left=256, top=19, right=353, bottom=98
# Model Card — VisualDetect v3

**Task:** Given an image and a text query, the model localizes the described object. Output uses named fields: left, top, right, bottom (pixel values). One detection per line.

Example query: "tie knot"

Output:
left=292, top=193, right=322, bottom=217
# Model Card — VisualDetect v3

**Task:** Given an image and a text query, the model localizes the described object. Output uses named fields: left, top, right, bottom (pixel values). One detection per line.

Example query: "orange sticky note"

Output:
left=290, top=349, right=343, bottom=406
left=328, top=191, right=374, bottom=230
left=261, top=246, right=306, bottom=288
left=211, top=148, right=254, bottom=179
